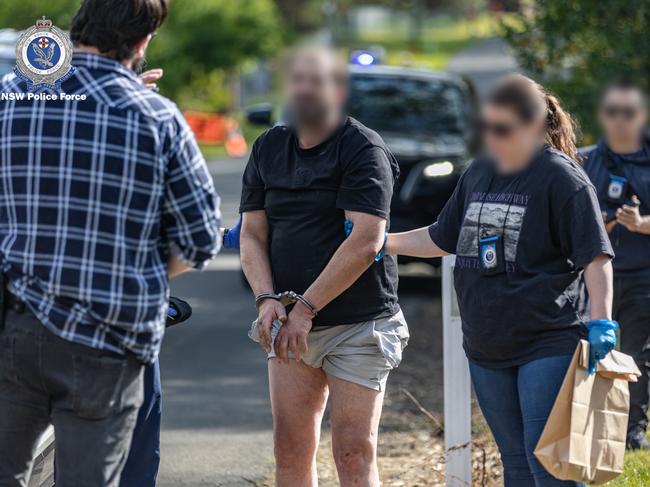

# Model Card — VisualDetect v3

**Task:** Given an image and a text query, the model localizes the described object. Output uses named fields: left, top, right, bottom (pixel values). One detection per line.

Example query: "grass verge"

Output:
left=606, top=437, right=650, bottom=486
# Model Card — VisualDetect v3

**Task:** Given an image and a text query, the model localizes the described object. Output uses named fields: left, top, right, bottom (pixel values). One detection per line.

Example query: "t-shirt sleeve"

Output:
left=239, top=138, right=265, bottom=213
left=427, top=174, right=465, bottom=254
left=336, top=145, right=395, bottom=219
left=557, top=185, right=614, bottom=268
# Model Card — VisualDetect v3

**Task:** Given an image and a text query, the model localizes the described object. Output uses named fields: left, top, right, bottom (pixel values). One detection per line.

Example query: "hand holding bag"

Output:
left=534, top=340, right=641, bottom=485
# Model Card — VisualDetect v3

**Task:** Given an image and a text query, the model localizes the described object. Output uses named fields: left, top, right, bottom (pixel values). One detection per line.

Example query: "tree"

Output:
left=0, top=0, right=79, bottom=29
left=272, top=0, right=463, bottom=35
left=272, top=0, right=325, bottom=32
left=0, top=0, right=284, bottom=112
left=503, top=0, right=650, bottom=142
left=147, top=0, right=283, bottom=109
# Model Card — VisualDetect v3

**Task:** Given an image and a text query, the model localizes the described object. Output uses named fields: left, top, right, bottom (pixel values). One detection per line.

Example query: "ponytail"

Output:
left=488, top=74, right=579, bottom=162
left=544, top=93, right=578, bottom=161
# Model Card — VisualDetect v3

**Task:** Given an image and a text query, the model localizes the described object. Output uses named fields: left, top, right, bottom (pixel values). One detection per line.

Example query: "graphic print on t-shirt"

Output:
left=456, top=191, right=529, bottom=270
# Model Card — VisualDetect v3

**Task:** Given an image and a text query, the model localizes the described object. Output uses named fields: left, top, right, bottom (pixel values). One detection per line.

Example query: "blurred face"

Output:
left=287, top=52, right=344, bottom=128
left=599, top=88, right=648, bottom=145
left=481, top=104, right=544, bottom=172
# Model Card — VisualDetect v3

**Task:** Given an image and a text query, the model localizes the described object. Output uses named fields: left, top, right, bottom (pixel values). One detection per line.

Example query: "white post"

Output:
left=442, top=255, right=472, bottom=486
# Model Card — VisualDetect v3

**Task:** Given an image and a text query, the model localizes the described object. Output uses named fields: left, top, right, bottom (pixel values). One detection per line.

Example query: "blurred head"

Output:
left=482, top=74, right=578, bottom=172
left=70, top=0, right=168, bottom=70
left=598, top=81, right=648, bottom=147
left=286, top=48, right=348, bottom=128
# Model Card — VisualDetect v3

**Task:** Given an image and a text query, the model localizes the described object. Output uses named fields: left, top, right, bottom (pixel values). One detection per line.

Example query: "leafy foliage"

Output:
left=503, top=0, right=650, bottom=143
left=0, top=0, right=79, bottom=29
left=147, top=0, right=283, bottom=109
left=273, top=0, right=482, bottom=33
left=0, top=0, right=284, bottom=112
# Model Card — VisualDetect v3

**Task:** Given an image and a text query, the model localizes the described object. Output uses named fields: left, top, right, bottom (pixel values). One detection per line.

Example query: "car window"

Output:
left=348, top=75, right=468, bottom=136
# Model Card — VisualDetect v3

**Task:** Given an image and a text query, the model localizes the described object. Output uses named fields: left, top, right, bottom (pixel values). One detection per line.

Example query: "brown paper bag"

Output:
left=534, top=340, right=641, bottom=485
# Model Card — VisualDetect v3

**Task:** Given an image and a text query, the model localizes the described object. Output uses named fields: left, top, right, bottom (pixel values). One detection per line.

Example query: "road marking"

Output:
left=207, top=158, right=247, bottom=175
left=205, top=254, right=241, bottom=271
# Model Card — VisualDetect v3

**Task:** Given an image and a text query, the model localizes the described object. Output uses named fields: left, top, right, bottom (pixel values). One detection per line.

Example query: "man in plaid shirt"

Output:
left=0, top=1, right=221, bottom=485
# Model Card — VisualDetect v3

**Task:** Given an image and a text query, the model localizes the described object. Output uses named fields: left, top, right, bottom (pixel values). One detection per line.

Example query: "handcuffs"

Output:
left=255, top=291, right=318, bottom=317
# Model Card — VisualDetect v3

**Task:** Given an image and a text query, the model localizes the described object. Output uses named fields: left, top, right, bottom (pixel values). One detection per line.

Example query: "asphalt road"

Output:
left=158, top=157, right=446, bottom=487
left=158, top=157, right=274, bottom=487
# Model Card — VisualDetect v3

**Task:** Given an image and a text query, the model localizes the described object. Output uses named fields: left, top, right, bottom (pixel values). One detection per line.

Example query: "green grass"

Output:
left=199, top=144, right=228, bottom=160
left=473, top=410, right=650, bottom=486
left=606, top=437, right=650, bottom=486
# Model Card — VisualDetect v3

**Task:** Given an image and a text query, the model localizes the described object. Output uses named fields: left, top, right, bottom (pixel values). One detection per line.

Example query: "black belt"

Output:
left=0, top=274, right=25, bottom=330
left=3, top=289, right=26, bottom=314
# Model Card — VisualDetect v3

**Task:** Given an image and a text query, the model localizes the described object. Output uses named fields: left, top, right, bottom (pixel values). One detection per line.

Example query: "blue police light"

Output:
left=351, top=51, right=377, bottom=66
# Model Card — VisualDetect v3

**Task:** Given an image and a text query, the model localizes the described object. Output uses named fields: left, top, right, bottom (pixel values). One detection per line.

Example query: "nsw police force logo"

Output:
left=608, top=179, right=625, bottom=200
left=14, top=17, right=75, bottom=91
left=481, top=243, right=497, bottom=269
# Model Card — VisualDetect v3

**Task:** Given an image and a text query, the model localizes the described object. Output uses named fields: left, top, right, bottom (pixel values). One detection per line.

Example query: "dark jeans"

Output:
left=613, top=275, right=650, bottom=435
left=470, top=355, right=584, bottom=487
left=0, top=308, right=144, bottom=487
left=120, top=360, right=162, bottom=487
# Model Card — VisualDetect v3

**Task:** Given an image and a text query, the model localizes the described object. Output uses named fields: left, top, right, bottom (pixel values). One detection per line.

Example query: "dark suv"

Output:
left=249, top=65, right=479, bottom=267
left=347, top=65, right=478, bottom=235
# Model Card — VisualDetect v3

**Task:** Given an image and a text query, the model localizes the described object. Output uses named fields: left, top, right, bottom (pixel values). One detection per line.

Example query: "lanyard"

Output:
left=476, top=172, right=522, bottom=243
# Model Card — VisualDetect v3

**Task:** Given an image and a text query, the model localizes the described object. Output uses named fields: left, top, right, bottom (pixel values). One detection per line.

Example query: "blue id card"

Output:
left=606, top=175, right=628, bottom=204
left=479, top=235, right=504, bottom=276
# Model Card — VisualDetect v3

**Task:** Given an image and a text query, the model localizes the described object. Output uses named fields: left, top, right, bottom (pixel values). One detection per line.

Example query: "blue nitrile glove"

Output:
left=586, top=320, right=618, bottom=374
left=343, top=218, right=387, bottom=262
left=223, top=215, right=242, bottom=250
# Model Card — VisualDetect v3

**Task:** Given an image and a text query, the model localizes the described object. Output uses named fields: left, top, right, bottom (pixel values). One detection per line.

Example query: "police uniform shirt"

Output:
left=582, top=141, right=650, bottom=277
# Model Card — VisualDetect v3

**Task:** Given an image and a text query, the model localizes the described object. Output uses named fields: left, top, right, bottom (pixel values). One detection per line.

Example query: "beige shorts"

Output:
left=249, top=310, right=409, bottom=391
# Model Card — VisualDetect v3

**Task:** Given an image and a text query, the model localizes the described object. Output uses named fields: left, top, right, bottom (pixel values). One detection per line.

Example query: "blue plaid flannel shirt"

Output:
left=0, top=53, right=222, bottom=364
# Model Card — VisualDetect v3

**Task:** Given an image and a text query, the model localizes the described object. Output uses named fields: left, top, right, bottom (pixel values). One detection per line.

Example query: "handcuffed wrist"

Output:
left=293, top=299, right=317, bottom=318
left=255, top=292, right=281, bottom=309
left=255, top=291, right=318, bottom=317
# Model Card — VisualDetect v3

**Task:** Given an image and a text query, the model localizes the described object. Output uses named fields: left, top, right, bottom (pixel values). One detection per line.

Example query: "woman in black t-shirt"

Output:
left=386, top=75, right=616, bottom=487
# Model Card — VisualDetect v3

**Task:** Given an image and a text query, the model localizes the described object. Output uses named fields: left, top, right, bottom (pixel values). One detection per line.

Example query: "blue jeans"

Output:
left=119, top=360, right=162, bottom=487
left=470, top=355, right=585, bottom=487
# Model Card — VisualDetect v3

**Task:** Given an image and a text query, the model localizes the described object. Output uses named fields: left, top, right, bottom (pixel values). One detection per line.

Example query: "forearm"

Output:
left=302, top=238, right=378, bottom=312
left=240, top=235, right=274, bottom=296
left=584, top=254, right=614, bottom=321
left=386, top=227, right=449, bottom=258
left=167, top=255, right=192, bottom=279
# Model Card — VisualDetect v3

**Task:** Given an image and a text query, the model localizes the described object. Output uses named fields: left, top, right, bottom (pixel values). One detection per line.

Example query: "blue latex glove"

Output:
left=223, top=215, right=242, bottom=250
left=343, top=218, right=387, bottom=262
left=586, top=320, right=618, bottom=374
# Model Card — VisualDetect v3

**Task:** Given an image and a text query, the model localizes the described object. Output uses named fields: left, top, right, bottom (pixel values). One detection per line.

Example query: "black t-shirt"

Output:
left=239, top=117, right=401, bottom=326
left=429, top=146, right=614, bottom=367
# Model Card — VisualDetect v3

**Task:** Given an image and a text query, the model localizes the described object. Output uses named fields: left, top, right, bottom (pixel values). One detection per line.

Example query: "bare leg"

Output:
left=269, top=359, right=328, bottom=487
left=327, top=375, right=384, bottom=487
